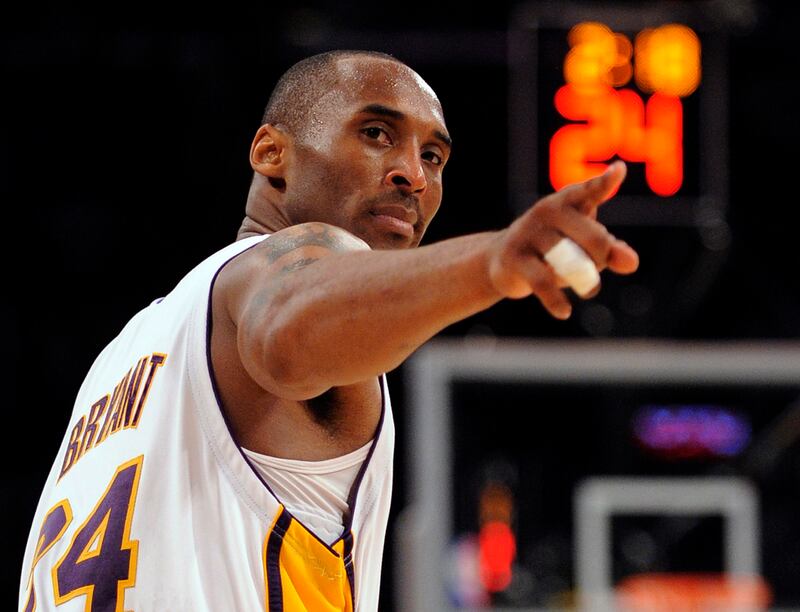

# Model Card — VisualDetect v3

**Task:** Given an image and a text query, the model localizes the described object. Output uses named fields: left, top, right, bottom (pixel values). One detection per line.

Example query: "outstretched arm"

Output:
left=218, top=162, right=638, bottom=400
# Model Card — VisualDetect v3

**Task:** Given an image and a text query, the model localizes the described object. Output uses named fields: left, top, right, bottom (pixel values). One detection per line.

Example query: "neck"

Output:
left=237, top=176, right=293, bottom=241
left=236, top=216, right=274, bottom=241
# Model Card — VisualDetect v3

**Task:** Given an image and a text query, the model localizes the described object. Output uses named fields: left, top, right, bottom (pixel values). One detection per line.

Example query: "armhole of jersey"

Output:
left=201, top=237, right=390, bottom=554
left=343, top=376, right=387, bottom=532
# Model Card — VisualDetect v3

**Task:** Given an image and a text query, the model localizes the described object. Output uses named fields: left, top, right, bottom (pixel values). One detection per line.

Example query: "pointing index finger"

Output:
left=560, top=161, right=627, bottom=215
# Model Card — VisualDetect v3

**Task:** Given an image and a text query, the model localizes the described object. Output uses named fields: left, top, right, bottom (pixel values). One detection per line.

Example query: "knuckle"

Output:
left=539, top=202, right=560, bottom=224
left=498, top=245, right=518, bottom=270
left=530, top=273, right=554, bottom=296
left=536, top=192, right=559, bottom=211
left=528, top=201, right=546, bottom=223
left=531, top=198, right=562, bottom=226
left=587, top=229, right=613, bottom=256
left=497, top=250, right=523, bottom=281
left=535, top=192, right=557, bottom=208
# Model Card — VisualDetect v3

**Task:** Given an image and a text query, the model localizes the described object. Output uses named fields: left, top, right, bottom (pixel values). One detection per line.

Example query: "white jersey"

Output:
left=19, top=234, right=395, bottom=612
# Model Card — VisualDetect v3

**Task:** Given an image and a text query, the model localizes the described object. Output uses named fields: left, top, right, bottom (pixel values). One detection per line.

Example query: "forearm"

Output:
left=239, top=164, right=638, bottom=399
left=259, top=231, right=503, bottom=394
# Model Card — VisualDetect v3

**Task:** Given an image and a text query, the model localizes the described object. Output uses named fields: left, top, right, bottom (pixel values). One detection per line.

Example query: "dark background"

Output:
left=5, top=0, right=800, bottom=609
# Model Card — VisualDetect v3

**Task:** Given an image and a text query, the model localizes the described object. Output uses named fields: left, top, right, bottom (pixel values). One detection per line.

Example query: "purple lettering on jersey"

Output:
left=95, top=376, right=126, bottom=446
left=59, top=417, right=85, bottom=480
left=23, top=501, right=72, bottom=612
left=79, top=395, right=109, bottom=458
left=36, top=503, right=71, bottom=563
left=53, top=458, right=141, bottom=611
left=108, top=369, right=132, bottom=436
left=58, top=353, right=167, bottom=475
left=128, top=353, right=166, bottom=427
left=122, top=357, right=148, bottom=428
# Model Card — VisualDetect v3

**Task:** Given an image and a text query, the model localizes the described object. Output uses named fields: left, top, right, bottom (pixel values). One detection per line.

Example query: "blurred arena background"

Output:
left=5, top=0, right=800, bottom=609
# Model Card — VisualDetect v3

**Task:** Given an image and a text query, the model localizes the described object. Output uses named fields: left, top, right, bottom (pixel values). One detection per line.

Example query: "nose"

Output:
left=384, top=147, right=427, bottom=195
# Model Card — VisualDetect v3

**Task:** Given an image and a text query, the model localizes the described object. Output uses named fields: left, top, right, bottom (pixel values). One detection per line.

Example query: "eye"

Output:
left=361, top=126, right=392, bottom=145
left=422, top=150, right=443, bottom=166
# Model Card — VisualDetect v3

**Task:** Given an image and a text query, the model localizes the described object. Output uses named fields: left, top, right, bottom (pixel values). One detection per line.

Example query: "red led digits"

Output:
left=550, top=22, right=700, bottom=197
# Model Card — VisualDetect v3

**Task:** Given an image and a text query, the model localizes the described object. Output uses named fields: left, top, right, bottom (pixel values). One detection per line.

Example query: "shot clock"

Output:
left=509, top=2, right=732, bottom=227
left=550, top=22, right=700, bottom=197
left=508, top=2, right=740, bottom=335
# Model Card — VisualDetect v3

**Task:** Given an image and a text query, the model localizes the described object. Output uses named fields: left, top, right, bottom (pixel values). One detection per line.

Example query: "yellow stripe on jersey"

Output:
left=263, top=507, right=354, bottom=612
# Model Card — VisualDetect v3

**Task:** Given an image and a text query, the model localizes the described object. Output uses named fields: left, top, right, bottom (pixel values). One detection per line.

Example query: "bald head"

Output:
left=262, top=50, right=407, bottom=142
left=243, top=50, right=450, bottom=247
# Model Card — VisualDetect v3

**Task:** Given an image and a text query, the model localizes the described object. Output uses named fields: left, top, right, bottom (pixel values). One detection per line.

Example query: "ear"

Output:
left=249, top=123, right=289, bottom=178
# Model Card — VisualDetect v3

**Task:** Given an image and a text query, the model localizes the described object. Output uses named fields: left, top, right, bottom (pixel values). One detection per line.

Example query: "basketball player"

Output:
left=19, top=50, right=638, bottom=611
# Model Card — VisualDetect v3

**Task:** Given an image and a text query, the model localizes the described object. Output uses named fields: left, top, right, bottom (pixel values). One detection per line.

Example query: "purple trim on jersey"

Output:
left=265, top=507, right=291, bottom=612
left=342, top=529, right=356, bottom=602
left=343, top=378, right=386, bottom=533
left=202, top=239, right=387, bottom=563
left=23, top=588, right=35, bottom=612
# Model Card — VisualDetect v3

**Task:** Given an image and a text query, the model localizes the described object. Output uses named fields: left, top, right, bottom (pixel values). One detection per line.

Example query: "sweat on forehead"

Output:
left=260, top=51, right=440, bottom=140
left=335, top=57, right=440, bottom=106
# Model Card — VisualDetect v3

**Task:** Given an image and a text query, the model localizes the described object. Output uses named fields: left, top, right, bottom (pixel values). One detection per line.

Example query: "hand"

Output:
left=487, top=161, right=639, bottom=319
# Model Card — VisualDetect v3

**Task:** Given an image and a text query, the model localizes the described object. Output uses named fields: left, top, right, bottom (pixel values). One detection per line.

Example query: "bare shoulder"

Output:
left=252, top=222, right=370, bottom=266
left=210, top=223, right=371, bottom=404
left=217, top=222, right=369, bottom=302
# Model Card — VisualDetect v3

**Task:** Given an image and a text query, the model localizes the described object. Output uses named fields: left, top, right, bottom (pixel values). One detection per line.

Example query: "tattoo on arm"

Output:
left=280, top=258, right=319, bottom=274
left=262, top=223, right=358, bottom=265
left=240, top=223, right=361, bottom=333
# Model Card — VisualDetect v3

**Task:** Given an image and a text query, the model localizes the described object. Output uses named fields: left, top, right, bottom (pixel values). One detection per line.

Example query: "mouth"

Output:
left=369, top=205, right=418, bottom=239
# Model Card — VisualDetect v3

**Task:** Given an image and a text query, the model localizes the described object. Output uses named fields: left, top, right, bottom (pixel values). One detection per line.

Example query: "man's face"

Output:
left=281, top=57, right=451, bottom=250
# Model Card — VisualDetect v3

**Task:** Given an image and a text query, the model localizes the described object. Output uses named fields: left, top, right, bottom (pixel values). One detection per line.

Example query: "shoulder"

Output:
left=252, top=222, right=370, bottom=264
left=222, top=223, right=369, bottom=287
left=215, top=222, right=369, bottom=308
left=208, top=223, right=370, bottom=402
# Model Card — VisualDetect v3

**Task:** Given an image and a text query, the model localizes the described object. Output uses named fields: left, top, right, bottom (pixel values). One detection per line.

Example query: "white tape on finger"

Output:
left=543, top=237, right=600, bottom=297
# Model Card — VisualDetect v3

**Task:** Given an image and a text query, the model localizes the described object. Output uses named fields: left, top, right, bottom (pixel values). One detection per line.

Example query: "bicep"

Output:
left=216, top=222, right=369, bottom=398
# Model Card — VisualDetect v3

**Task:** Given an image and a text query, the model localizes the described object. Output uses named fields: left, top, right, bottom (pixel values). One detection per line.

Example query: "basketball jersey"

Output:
left=18, top=234, right=395, bottom=612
